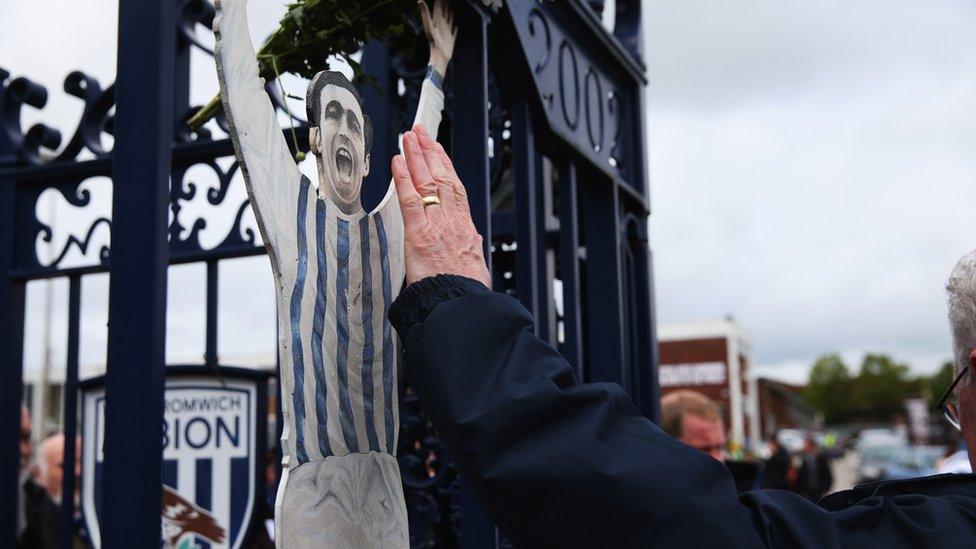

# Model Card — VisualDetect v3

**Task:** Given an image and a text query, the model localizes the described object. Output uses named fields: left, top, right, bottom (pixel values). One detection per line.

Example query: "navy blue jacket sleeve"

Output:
left=389, top=275, right=976, bottom=549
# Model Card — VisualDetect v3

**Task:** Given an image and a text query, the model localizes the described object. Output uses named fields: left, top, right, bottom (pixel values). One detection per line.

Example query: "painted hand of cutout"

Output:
left=419, top=0, right=458, bottom=75
left=392, top=125, right=491, bottom=287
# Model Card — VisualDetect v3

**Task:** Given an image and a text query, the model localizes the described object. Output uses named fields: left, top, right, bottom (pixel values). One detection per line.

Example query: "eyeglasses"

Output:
left=937, top=365, right=969, bottom=431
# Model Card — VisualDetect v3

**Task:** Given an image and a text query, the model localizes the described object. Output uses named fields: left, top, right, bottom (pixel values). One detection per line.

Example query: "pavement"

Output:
left=829, top=451, right=860, bottom=494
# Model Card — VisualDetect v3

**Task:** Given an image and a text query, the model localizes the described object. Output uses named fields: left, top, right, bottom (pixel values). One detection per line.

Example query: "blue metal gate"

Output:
left=0, top=0, right=656, bottom=546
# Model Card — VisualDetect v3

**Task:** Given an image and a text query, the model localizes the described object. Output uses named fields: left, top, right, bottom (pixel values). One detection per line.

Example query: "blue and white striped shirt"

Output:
left=261, top=79, right=445, bottom=468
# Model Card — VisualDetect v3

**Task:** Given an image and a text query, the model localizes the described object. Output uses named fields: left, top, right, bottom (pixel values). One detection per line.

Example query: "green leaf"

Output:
left=286, top=5, right=303, bottom=24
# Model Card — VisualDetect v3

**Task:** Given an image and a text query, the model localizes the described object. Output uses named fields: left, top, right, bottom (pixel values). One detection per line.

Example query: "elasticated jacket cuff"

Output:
left=389, top=274, right=490, bottom=339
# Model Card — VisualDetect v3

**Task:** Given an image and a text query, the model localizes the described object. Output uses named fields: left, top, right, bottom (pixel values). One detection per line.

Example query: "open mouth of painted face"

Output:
left=334, top=146, right=353, bottom=179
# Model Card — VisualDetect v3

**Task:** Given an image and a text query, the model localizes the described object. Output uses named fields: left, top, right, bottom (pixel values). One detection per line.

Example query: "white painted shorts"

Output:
left=277, top=452, right=408, bottom=548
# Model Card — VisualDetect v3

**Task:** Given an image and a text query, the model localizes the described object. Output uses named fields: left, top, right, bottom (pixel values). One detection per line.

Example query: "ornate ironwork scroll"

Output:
left=1, top=69, right=115, bottom=167
left=398, top=388, right=461, bottom=548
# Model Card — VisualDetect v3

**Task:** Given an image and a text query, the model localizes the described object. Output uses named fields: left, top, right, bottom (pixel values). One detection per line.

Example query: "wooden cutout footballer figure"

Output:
left=214, top=0, right=456, bottom=546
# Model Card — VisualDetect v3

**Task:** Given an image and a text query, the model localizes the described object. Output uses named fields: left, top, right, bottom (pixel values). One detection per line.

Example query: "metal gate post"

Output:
left=452, top=3, right=497, bottom=547
left=0, top=172, right=26, bottom=547
left=359, top=41, right=395, bottom=212
left=0, top=68, right=26, bottom=544
left=583, top=181, right=627, bottom=387
left=558, top=160, right=585, bottom=378
left=101, top=0, right=175, bottom=545
left=452, top=2, right=491, bottom=255
left=59, top=274, right=82, bottom=549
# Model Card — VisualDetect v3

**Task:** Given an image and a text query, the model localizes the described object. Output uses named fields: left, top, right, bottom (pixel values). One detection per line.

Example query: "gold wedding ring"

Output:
left=421, top=195, right=441, bottom=207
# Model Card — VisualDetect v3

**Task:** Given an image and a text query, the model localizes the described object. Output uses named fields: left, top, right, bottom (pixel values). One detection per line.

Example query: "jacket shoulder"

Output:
left=820, top=473, right=976, bottom=511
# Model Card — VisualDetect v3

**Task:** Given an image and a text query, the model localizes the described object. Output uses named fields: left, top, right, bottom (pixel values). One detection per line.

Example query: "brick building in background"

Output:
left=755, top=377, right=818, bottom=441
left=657, top=318, right=760, bottom=451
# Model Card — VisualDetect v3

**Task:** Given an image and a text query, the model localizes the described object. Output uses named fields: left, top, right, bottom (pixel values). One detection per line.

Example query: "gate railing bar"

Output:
left=100, top=0, right=175, bottom=544
left=452, top=1, right=492, bottom=259
left=358, top=41, right=395, bottom=212
left=0, top=159, right=111, bottom=183
left=59, top=273, right=81, bottom=549
left=11, top=244, right=266, bottom=282
left=452, top=3, right=498, bottom=547
left=622, top=223, right=639, bottom=405
left=626, top=216, right=660, bottom=422
left=488, top=187, right=644, bottom=240
left=535, top=157, right=558, bottom=345
left=614, top=177, right=650, bottom=215
left=0, top=178, right=28, bottom=546
left=644, top=247, right=662, bottom=424
left=582, top=173, right=627, bottom=387
left=0, top=128, right=308, bottom=182
left=204, top=259, right=218, bottom=367
left=512, top=98, right=540, bottom=335
left=557, top=159, right=584, bottom=379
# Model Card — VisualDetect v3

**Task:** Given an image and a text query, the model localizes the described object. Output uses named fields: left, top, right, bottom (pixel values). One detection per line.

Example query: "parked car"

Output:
left=857, top=443, right=905, bottom=483
left=855, top=428, right=907, bottom=451
left=877, top=446, right=946, bottom=481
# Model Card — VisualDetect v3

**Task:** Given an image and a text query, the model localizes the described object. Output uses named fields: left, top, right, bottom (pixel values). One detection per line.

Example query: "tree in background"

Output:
left=803, top=354, right=955, bottom=424
left=803, top=354, right=853, bottom=423
left=851, top=354, right=911, bottom=422
left=923, top=361, right=956, bottom=407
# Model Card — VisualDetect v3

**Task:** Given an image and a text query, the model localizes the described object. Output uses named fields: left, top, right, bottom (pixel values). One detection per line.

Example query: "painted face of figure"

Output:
left=314, top=85, right=370, bottom=213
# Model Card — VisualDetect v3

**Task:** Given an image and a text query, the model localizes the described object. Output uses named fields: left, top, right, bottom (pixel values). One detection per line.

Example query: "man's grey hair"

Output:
left=947, top=250, right=976, bottom=373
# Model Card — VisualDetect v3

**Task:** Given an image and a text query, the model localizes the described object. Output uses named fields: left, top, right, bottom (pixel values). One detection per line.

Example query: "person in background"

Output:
left=760, top=438, right=791, bottom=491
left=796, top=436, right=833, bottom=501
left=17, top=407, right=32, bottom=541
left=19, top=434, right=81, bottom=549
left=36, top=434, right=80, bottom=505
left=660, top=390, right=726, bottom=461
left=937, top=441, right=972, bottom=474
left=19, top=407, right=31, bottom=474
left=821, top=431, right=842, bottom=460
left=245, top=444, right=277, bottom=549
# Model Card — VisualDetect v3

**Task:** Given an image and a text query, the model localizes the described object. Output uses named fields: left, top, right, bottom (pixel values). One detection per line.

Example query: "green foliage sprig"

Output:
left=189, top=0, right=425, bottom=130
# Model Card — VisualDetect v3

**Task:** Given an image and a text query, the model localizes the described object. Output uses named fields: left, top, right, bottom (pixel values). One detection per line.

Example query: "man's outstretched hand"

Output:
left=392, top=125, right=491, bottom=288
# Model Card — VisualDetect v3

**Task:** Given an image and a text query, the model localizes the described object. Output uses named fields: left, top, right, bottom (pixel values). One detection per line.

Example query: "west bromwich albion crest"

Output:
left=81, top=369, right=265, bottom=549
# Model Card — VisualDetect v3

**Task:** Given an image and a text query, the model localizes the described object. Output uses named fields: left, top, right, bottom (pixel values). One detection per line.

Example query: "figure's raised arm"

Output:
left=214, top=0, right=302, bottom=254
left=411, top=0, right=458, bottom=136
left=376, top=0, right=455, bottom=214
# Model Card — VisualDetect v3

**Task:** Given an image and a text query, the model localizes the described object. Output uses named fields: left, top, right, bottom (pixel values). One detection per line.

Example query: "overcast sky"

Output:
left=4, top=0, right=975, bottom=384
left=646, top=0, right=976, bottom=381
